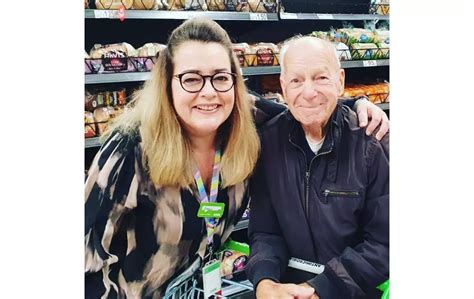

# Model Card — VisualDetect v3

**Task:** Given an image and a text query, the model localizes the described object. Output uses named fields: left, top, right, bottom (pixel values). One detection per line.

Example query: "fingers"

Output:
left=365, top=111, right=382, bottom=136
left=357, top=107, right=369, bottom=128
left=375, top=113, right=389, bottom=140
left=286, top=283, right=315, bottom=298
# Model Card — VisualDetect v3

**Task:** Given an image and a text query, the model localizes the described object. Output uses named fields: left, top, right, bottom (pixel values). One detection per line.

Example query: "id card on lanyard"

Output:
left=195, top=148, right=224, bottom=298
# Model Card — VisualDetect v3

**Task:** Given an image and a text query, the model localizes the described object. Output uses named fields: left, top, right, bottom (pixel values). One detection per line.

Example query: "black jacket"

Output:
left=247, top=103, right=389, bottom=299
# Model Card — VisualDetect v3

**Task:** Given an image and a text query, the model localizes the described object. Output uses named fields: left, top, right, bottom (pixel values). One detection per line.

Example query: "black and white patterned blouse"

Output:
left=85, top=130, right=249, bottom=298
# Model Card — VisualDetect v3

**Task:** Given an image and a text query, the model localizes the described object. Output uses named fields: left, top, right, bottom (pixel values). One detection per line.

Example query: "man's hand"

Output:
left=296, top=282, right=319, bottom=299
left=256, top=279, right=316, bottom=299
left=355, top=98, right=389, bottom=141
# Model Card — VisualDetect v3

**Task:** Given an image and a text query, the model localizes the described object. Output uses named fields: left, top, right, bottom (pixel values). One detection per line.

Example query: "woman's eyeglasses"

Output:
left=173, top=71, right=236, bottom=93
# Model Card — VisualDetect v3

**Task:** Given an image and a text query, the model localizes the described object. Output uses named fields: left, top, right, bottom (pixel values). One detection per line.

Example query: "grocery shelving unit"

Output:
left=85, top=59, right=389, bottom=84
left=85, top=3, right=389, bottom=297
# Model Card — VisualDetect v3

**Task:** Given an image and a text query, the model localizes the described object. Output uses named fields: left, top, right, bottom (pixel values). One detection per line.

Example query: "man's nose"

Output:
left=301, top=80, right=318, bottom=100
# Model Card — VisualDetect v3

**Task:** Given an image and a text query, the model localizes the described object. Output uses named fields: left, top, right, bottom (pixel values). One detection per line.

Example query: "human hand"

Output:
left=296, top=282, right=319, bottom=299
left=355, top=98, right=389, bottom=141
left=256, top=279, right=315, bottom=299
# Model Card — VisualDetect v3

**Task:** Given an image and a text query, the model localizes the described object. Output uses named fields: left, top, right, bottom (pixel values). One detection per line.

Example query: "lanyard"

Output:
left=194, top=148, right=221, bottom=253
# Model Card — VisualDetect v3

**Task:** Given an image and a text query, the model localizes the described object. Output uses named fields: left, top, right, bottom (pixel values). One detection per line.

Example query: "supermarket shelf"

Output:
left=341, top=59, right=389, bottom=68
left=233, top=219, right=249, bottom=231
left=241, top=66, right=281, bottom=76
left=86, top=72, right=151, bottom=84
left=85, top=60, right=389, bottom=84
left=85, top=9, right=278, bottom=21
left=85, top=137, right=102, bottom=148
left=280, top=12, right=389, bottom=21
left=377, top=102, right=389, bottom=110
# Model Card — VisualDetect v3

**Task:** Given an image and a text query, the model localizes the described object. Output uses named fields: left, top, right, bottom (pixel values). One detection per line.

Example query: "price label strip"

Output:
left=363, top=60, right=378, bottom=67
left=250, top=13, right=268, bottom=21
left=316, top=14, right=334, bottom=19
left=288, top=257, right=325, bottom=275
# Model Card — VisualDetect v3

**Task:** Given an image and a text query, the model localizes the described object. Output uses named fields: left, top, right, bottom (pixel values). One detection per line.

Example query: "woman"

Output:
left=85, top=17, right=388, bottom=298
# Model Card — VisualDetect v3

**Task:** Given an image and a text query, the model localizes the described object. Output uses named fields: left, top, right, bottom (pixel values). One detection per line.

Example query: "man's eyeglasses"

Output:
left=173, top=71, right=236, bottom=93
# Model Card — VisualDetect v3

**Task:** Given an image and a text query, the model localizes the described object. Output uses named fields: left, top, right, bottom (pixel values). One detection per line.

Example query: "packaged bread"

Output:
left=249, top=0, right=277, bottom=13
left=95, top=0, right=133, bottom=9
left=207, top=0, right=225, bottom=11
left=310, top=31, right=330, bottom=41
left=232, top=43, right=254, bottom=67
left=375, top=42, right=389, bottom=59
left=373, top=29, right=389, bottom=45
left=184, top=0, right=207, bottom=10
left=85, top=51, right=90, bottom=59
left=85, top=111, right=97, bottom=138
left=332, top=42, right=351, bottom=61
left=85, top=0, right=89, bottom=8
left=337, top=28, right=375, bottom=45
left=137, top=43, right=166, bottom=57
left=350, top=43, right=378, bottom=60
left=93, top=107, right=111, bottom=136
left=168, top=0, right=184, bottom=10
left=89, top=42, right=138, bottom=59
left=132, top=0, right=161, bottom=9
left=252, top=43, right=279, bottom=66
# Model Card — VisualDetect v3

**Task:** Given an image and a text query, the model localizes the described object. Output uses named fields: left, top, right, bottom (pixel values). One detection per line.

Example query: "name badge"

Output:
left=198, top=202, right=225, bottom=219
left=202, top=259, right=222, bottom=298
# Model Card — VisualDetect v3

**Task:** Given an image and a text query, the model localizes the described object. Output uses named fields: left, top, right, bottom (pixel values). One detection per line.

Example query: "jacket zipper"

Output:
left=322, top=190, right=360, bottom=197
left=289, top=138, right=331, bottom=218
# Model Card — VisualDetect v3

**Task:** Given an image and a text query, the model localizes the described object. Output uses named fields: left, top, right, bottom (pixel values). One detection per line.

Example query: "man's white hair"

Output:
left=279, top=35, right=341, bottom=76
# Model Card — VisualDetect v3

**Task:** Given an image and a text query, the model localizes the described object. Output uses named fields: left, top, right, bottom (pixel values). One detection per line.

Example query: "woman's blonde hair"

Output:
left=105, top=17, right=260, bottom=189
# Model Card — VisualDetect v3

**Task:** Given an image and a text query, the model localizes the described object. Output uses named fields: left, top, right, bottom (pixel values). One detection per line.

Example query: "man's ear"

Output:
left=338, top=69, right=345, bottom=96
left=280, top=76, right=287, bottom=102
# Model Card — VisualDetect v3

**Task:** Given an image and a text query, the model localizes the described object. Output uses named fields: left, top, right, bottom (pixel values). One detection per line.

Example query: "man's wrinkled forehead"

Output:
left=283, top=37, right=339, bottom=72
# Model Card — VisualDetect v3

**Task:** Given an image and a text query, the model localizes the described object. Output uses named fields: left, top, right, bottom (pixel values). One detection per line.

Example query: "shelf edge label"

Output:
left=250, top=13, right=268, bottom=21
left=362, top=60, right=378, bottom=67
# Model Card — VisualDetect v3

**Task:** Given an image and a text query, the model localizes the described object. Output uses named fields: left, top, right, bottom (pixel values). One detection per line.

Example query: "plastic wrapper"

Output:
left=333, top=42, right=352, bottom=61
left=85, top=111, right=97, bottom=138
left=350, top=43, right=378, bottom=60
left=218, top=240, right=249, bottom=280
left=95, top=0, right=133, bottom=9
left=337, top=28, right=376, bottom=45
left=132, top=0, right=165, bottom=9
left=251, top=43, right=280, bottom=66
left=137, top=43, right=166, bottom=57
left=232, top=43, right=254, bottom=67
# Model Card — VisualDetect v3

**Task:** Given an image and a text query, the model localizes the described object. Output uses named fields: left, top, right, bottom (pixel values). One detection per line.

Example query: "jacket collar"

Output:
left=286, top=102, right=344, bottom=155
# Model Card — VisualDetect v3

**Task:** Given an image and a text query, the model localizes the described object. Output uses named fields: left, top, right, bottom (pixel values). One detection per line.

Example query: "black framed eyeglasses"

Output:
left=173, top=71, right=236, bottom=93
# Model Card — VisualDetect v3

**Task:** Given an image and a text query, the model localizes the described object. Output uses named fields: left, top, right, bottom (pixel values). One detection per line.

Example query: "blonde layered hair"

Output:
left=105, top=18, right=260, bottom=189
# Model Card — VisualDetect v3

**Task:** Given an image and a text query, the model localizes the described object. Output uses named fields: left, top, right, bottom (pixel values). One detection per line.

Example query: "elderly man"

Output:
left=247, top=36, right=389, bottom=299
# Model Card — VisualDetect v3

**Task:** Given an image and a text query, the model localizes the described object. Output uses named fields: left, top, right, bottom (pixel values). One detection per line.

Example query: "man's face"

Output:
left=280, top=40, right=345, bottom=129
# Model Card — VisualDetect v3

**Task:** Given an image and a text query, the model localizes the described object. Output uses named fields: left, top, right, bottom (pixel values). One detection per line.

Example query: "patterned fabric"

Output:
left=85, top=130, right=249, bottom=298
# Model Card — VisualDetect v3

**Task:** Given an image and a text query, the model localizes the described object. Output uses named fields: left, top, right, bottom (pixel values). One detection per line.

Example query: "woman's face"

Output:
left=171, top=41, right=235, bottom=139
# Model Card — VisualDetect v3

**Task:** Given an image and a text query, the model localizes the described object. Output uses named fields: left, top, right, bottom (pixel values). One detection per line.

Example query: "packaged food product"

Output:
left=94, top=107, right=111, bottom=135
left=132, top=0, right=161, bottom=9
left=252, top=43, right=279, bottom=66
left=220, top=249, right=248, bottom=279
left=249, top=0, right=277, bottom=13
left=333, top=42, right=352, bottom=61
left=89, top=43, right=138, bottom=59
left=85, top=0, right=89, bottom=8
left=337, top=28, right=375, bottom=45
left=232, top=43, right=254, bottom=67
left=137, top=43, right=166, bottom=57
left=95, top=0, right=133, bottom=9
left=85, top=111, right=97, bottom=138
left=184, top=0, right=208, bottom=10
left=207, top=0, right=225, bottom=10
left=350, top=43, right=378, bottom=60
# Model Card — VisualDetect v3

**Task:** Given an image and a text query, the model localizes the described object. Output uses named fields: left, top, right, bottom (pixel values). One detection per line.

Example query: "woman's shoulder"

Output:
left=94, top=127, right=141, bottom=170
